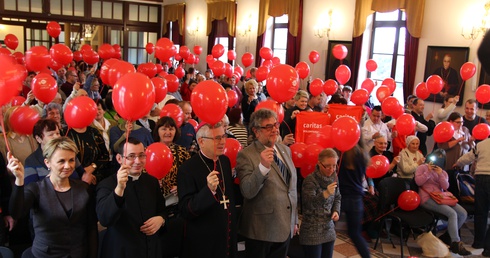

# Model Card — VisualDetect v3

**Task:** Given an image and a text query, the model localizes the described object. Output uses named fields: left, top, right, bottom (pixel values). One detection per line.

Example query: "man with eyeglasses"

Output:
left=236, top=108, right=298, bottom=258
left=60, top=70, right=80, bottom=98
left=177, top=122, right=237, bottom=258
left=96, top=137, right=166, bottom=258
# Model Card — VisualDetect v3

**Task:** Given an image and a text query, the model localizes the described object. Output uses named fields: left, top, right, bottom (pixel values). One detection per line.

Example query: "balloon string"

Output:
left=0, top=112, right=11, bottom=154
left=480, top=103, right=484, bottom=124
left=457, top=79, right=465, bottom=97
left=280, top=120, right=292, bottom=136
left=64, top=127, right=70, bottom=137
left=123, top=120, right=132, bottom=163
left=432, top=94, right=436, bottom=114
left=335, top=151, right=344, bottom=183
left=374, top=206, right=399, bottom=222
left=213, top=124, right=217, bottom=171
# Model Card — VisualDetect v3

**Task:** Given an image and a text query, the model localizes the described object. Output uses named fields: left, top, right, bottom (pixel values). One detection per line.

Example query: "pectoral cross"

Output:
left=220, top=194, right=229, bottom=209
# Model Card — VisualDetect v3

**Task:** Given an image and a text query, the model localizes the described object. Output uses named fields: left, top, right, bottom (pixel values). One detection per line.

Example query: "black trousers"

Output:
left=244, top=234, right=291, bottom=258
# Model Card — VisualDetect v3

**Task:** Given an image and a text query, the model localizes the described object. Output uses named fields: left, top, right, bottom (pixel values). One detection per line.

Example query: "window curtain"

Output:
left=206, top=0, right=236, bottom=37
left=352, top=0, right=425, bottom=99
left=256, top=0, right=302, bottom=66
left=350, top=36, right=364, bottom=90
left=163, top=4, right=185, bottom=45
left=207, top=19, right=234, bottom=57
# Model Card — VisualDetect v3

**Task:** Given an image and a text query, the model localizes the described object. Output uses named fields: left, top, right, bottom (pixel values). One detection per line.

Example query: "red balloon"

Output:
left=351, top=88, right=369, bottom=106
left=224, top=138, right=243, bottom=168
left=64, top=96, right=98, bottom=128
left=266, top=64, right=300, bottom=103
left=227, top=90, right=238, bottom=108
left=309, top=50, right=320, bottom=64
left=376, top=86, right=391, bottom=103
left=259, top=47, right=273, bottom=60
left=398, top=190, right=420, bottom=211
left=145, top=142, right=174, bottom=180
left=193, top=45, right=202, bottom=55
left=155, top=37, right=177, bottom=62
left=301, top=144, right=324, bottom=178
left=361, top=78, right=375, bottom=94
left=255, top=66, right=269, bottom=82
left=151, top=77, right=167, bottom=104
left=174, top=53, right=182, bottom=61
left=473, top=123, right=490, bottom=140
left=98, top=44, right=116, bottom=60
left=25, top=46, right=51, bottom=72
left=433, top=122, right=455, bottom=143
left=31, top=73, right=57, bottom=104
left=164, top=74, right=179, bottom=92
left=112, top=44, right=121, bottom=52
left=186, top=54, right=196, bottom=65
left=396, top=114, right=415, bottom=136
left=73, top=51, right=83, bottom=62
left=255, top=100, right=285, bottom=124
left=12, top=51, right=24, bottom=65
left=46, top=21, right=61, bottom=38
left=309, top=79, right=324, bottom=97
left=262, top=60, right=273, bottom=69
left=10, top=96, right=26, bottom=106
left=212, top=44, right=225, bottom=58
left=49, top=59, right=63, bottom=72
left=112, top=72, right=156, bottom=121
left=174, top=66, right=185, bottom=79
left=241, top=52, right=254, bottom=67
left=335, top=65, right=351, bottom=85
left=9, top=106, right=40, bottom=135
left=179, top=46, right=190, bottom=59
left=332, top=44, right=348, bottom=60
left=0, top=47, right=11, bottom=56
left=0, top=56, right=21, bottom=106
left=476, top=84, right=490, bottom=104
left=211, top=60, right=226, bottom=77
left=108, top=60, right=136, bottom=87
left=80, top=44, right=93, bottom=55
left=331, top=117, right=360, bottom=152
left=145, top=43, right=154, bottom=54
left=83, top=50, right=99, bottom=65
left=155, top=64, right=164, bottom=73
left=304, top=125, right=334, bottom=149
left=227, top=50, right=237, bottom=61
left=235, top=66, right=244, bottom=77
left=191, top=80, right=228, bottom=125
left=137, top=62, right=157, bottom=78
left=206, top=54, right=215, bottom=65
left=158, top=71, right=168, bottom=77
left=382, top=78, right=396, bottom=94
left=381, top=97, right=401, bottom=116
left=50, top=43, right=73, bottom=65
left=160, top=103, right=184, bottom=127
left=272, top=56, right=281, bottom=65
left=323, top=79, right=339, bottom=96
left=367, top=155, right=390, bottom=178
left=224, top=63, right=234, bottom=78
left=415, top=82, right=430, bottom=100
left=188, top=119, right=199, bottom=131
left=392, top=105, right=405, bottom=119
left=4, top=34, right=18, bottom=50
left=460, top=62, right=476, bottom=81
left=366, top=59, right=378, bottom=72
left=99, top=59, right=118, bottom=86
left=290, top=142, right=307, bottom=168
left=295, top=61, right=310, bottom=80
left=426, top=75, right=444, bottom=94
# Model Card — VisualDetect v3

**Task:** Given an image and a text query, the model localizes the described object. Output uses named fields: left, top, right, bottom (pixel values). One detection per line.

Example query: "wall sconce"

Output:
left=238, top=14, right=254, bottom=37
left=187, top=17, right=200, bottom=36
left=314, top=10, right=332, bottom=39
left=461, top=1, right=490, bottom=39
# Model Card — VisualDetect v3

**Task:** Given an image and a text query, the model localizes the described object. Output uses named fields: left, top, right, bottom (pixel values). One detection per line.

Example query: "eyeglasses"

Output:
left=374, top=141, right=388, bottom=145
left=320, top=162, right=336, bottom=169
left=201, top=134, right=228, bottom=141
left=123, top=154, right=147, bottom=161
left=259, top=122, right=280, bottom=131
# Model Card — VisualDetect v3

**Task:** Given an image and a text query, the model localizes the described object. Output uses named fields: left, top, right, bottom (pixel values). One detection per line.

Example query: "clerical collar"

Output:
left=200, top=151, right=219, bottom=161
left=129, top=173, right=141, bottom=181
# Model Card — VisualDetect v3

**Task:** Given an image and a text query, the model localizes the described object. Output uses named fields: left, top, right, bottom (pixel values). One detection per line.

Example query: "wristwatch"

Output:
left=91, top=163, right=97, bottom=169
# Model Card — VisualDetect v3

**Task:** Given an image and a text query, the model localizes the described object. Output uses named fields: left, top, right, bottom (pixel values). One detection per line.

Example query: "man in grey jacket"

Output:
left=236, top=108, right=298, bottom=258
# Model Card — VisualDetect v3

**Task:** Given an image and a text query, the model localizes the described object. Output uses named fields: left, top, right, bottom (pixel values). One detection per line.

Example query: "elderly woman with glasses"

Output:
left=300, top=148, right=341, bottom=258
left=438, top=112, right=474, bottom=172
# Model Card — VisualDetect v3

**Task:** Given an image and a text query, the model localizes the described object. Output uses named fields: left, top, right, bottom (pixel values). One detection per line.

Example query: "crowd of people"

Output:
left=0, top=53, right=490, bottom=258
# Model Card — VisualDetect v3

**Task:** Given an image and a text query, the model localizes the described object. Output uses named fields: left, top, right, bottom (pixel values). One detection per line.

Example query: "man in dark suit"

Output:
left=411, top=98, right=435, bottom=156
left=236, top=108, right=298, bottom=258
left=96, top=137, right=166, bottom=258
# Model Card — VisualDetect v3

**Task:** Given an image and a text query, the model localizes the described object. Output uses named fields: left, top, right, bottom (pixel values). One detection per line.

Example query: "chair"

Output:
left=373, top=177, right=435, bottom=257
left=0, top=246, right=14, bottom=258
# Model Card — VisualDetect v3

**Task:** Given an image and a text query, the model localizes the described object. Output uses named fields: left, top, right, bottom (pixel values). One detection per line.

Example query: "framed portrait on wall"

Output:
left=423, top=46, right=469, bottom=106
left=325, top=40, right=352, bottom=85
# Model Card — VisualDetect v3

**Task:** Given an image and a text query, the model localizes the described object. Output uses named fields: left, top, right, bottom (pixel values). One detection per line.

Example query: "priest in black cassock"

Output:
left=177, top=122, right=237, bottom=258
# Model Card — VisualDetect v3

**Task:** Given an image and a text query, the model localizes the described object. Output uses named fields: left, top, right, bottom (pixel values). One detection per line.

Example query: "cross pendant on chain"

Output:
left=220, top=194, right=229, bottom=209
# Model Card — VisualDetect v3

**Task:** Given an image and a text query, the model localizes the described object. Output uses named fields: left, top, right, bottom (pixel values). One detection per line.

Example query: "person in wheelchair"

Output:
left=415, top=149, right=471, bottom=255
